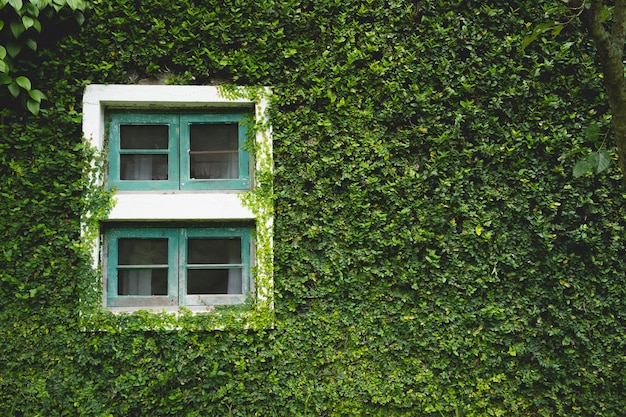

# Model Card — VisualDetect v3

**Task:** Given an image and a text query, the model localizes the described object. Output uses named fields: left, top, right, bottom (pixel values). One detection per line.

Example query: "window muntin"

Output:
left=119, top=124, right=170, bottom=181
left=106, top=227, right=251, bottom=308
left=108, top=113, right=250, bottom=191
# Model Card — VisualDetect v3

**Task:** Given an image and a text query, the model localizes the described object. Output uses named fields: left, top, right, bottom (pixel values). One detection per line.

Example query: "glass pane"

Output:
left=120, top=155, right=168, bottom=180
left=187, top=268, right=242, bottom=294
left=189, top=124, right=239, bottom=179
left=120, top=125, right=168, bottom=149
left=188, top=238, right=241, bottom=264
left=118, top=269, right=168, bottom=295
left=118, top=238, right=168, bottom=265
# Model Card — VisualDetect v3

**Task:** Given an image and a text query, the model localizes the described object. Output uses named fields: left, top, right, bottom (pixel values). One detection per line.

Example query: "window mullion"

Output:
left=177, top=228, right=186, bottom=306
left=172, top=115, right=181, bottom=189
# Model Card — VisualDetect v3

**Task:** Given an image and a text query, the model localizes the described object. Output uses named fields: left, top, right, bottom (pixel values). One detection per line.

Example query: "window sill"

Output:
left=108, top=192, right=255, bottom=220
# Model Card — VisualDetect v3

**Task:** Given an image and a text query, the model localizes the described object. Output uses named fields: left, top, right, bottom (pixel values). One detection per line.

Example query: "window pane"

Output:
left=117, top=238, right=169, bottom=296
left=120, top=125, right=168, bottom=149
left=118, top=238, right=168, bottom=265
left=189, top=124, right=239, bottom=179
left=118, top=269, right=168, bottom=295
left=120, top=155, right=168, bottom=180
left=187, top=268, right=242, bottom=294
left=187, top=238, right=241, bottom=264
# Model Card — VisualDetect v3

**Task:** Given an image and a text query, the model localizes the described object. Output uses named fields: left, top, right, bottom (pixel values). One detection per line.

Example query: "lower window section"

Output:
left=105, top=226, right=252, bottom=309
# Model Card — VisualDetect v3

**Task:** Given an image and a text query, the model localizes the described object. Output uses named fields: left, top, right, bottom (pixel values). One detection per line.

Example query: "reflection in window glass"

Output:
left=187, top=238, right=242, bottom=294
left=120, top=125, right=169, bottom=180
left=189, top=124, right=239, bottom=179
left=117, top=239, right=168, bottom=296
left=120, top=125, right=168, bottom=149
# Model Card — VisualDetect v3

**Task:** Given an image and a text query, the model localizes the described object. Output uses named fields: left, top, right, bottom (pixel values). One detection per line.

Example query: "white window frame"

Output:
left=82, top=84, right=272, bottom=314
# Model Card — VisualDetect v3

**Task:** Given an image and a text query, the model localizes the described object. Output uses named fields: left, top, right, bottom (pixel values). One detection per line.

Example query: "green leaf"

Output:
left=600, top=5, right=613, bottom=22
left=0, top=60, right=7, bottom=73
left=15, top=75, right=31, bottom=90
left=8, top=0, right=23, bottom=11
left=521, top=22, right=556, bottom=52
left=25, top=38, right=37, bottom=51
left=0, top=20, right=4, bottom=31
left=22, top=15, right=34, bottom=30
left=28, top=88, right=46, bottom=102
left=24, top=2, right=40, bottom=17
left=29, top=0, right=49, bottom=8
left=10, top=19, right=26, bottom=38
left=573, top=151, right=612, bottom=177
left=74, top=10, right=85, bottom=25
left=0, top=45, right=6, bottom=60
left=573, top=159, right=592, bottom=178
left=551, top=24, right=564, bottom=37
left=583, top=123, right=600, bottom=141
left=66, top=0, right=80, bottom=10
left=7, top=81, right=20, bottom=97
left=0, top=74, right=12, bottom=84
left=26, top=98, right=40, bottom=115
left=589, top=150, right=611, bottom=174
left=6, top=42, right=21, bottom=58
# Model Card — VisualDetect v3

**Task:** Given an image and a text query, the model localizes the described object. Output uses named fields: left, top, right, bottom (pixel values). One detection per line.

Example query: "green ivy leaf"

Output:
left=26, top=98, right=40, bottom=115
left=25, top=38, right=37, bottom=51
left=15, top=75, right=31, bottom=90
left=23, top=2, right=40, bottom=16
left=8, top=0, right=23, bottom=11
left=10, top=19, right=26, bottom=39
left=6, top=41, right=22, bottom=58
left=74, top=10, right=85, bottom=25
left=22, top=15, right=35, bottom=30
left=7, top=81, right=20, bottom=97
left=28, top=88, right=46, bottom=102
left=66, top=0, right=85, bottom=11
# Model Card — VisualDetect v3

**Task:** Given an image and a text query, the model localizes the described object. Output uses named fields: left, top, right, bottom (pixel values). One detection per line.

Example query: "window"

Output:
left=105, top=226, right=251, bottom=308
left=82, top=85, right=273, bottom=318
left=108, top=113, right=250, bottom=190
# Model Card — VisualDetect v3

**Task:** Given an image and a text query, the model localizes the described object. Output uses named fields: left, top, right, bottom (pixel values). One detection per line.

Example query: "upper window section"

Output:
left=108, top=113, right=250, bottom=191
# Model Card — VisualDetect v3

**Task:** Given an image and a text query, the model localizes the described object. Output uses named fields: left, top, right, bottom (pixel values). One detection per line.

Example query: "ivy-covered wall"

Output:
left=1, top=0, right=625, bottom=415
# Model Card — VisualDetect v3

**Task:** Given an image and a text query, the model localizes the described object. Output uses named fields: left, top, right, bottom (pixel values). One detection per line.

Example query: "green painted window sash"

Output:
left=107, top=112, right=250, bottom=191
left=108, top=113, right=179, bottom=191
left=106, top=227, right=178, bottom=308
left=106, top=226, right=251, bottom=308
left=181, top=227, right=251, bottom=306
left=180, top=114, right=250, bottom=190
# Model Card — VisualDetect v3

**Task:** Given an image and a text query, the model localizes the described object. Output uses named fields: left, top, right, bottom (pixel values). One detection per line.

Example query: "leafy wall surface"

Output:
left=1, top=0, right=625, bottom=415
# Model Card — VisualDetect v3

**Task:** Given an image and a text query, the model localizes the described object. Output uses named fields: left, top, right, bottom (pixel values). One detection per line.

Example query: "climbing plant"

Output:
left=0, top=0, right=624, bottom=415
left=0, top=0, right=86, bottom=113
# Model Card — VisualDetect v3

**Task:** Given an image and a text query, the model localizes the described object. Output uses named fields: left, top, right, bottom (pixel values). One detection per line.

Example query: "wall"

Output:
left=1, top=0, right=625, bottom=415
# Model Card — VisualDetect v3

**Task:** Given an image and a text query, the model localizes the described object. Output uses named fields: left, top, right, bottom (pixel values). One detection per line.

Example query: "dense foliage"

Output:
left=0, top=0, right=86, bottom=113
left=1, top=0, right=624, bottom=415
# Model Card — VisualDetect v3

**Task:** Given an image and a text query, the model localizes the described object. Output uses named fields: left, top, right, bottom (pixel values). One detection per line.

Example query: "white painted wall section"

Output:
left=109, top=193, right=254, bottom=220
